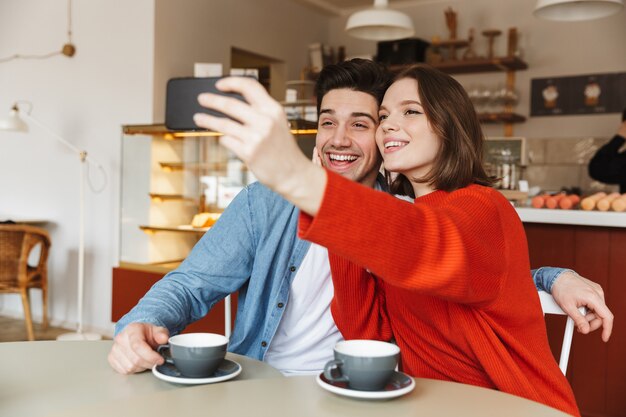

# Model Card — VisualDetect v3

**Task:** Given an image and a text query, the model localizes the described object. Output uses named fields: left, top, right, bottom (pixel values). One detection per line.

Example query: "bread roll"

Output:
left=191, top=212, right=221, bottom=228
left=611, top=196, right=626, bottom=212
left=597, top=192, right=621, bottom=212
left=581, top=192, right=607, bottom=211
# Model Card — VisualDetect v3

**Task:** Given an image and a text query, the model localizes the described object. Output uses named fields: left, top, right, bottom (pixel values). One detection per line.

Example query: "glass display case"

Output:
left=118, top=124, right=254, bottom=274
left=112, top=123, right=316, bottom=332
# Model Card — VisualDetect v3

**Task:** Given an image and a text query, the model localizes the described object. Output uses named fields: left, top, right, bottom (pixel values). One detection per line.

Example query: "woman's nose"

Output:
left=380, top=117, right=398, bottom=132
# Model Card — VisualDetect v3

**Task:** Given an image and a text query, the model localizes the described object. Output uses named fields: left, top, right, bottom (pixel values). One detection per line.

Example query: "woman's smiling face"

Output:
left=376, top=77, right=441, bottom=182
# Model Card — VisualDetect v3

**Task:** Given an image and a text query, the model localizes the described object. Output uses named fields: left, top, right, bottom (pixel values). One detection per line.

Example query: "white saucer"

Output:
left=316, top=371, right=415, bottom=400
left=152, top=359, right=242, bottom=385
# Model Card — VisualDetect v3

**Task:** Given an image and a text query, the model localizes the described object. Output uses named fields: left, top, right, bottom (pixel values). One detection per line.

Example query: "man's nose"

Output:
left=330, top=125, right=350, bottom=146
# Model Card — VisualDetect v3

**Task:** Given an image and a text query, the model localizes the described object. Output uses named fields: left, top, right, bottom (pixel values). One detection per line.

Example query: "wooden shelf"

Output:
left=123, top=124, right=222, bottom=139
left=139, top=225, right=209, bottom=234
left=478, top=112, right=526, bottom=124
left=124, top=122, right=317, bottom=138
left=158, top=161, right=239, bottom=172
left=390, top=56, right=528, bottom=75
left=432, top=39, right=470, bottom=48
left=148, top=193, right=196, bottom=203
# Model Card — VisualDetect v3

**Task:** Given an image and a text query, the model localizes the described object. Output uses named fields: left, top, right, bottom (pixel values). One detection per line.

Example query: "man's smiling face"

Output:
left=315, top=89, right=382, bottom=188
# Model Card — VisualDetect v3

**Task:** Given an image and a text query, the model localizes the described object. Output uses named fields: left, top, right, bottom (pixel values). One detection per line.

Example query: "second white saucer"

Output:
left=316, top=370, right=415, bottom=400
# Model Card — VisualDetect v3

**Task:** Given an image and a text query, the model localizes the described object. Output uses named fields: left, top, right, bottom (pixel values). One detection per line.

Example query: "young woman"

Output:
left=193, top=65, right=579, bottom=416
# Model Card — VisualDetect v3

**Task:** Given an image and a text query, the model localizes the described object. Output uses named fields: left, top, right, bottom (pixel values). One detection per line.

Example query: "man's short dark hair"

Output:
left=314, top=59, right=390, bottom=115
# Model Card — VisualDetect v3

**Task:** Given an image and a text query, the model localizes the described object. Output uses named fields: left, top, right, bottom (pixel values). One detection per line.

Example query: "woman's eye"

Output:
left=378, top=114, right=388, bottom=121
left=405, top=109, right=422, bottom=115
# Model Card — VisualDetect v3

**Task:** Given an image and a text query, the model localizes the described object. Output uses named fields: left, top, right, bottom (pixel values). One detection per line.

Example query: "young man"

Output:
left=109, top=59, right=612, bottom=375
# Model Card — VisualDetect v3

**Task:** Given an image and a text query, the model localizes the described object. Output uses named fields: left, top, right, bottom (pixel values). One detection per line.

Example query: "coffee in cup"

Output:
left=157, top=333, right=228, bottom=378
left=323, top=340, right=399, bottom=391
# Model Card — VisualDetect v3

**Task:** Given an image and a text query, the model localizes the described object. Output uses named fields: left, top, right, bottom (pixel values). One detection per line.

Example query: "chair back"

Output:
left=0, top=224, right=50, bottom=287
left=538, top=290, right=586, bottom=375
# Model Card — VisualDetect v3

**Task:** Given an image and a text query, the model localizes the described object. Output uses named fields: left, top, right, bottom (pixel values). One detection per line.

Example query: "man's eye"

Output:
left=354, top=122, right=368, bottom=128
left=320, top=121, right=334, bottom=126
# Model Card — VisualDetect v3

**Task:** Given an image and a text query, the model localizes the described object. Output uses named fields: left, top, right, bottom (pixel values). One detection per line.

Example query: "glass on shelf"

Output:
left=467, top=84, right=489, bottom=114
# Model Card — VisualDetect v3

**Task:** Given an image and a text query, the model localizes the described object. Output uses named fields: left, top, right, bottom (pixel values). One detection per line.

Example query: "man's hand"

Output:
left=551, top=271, right=613, bottom=342
left=108, top=323, right=170, bottom=374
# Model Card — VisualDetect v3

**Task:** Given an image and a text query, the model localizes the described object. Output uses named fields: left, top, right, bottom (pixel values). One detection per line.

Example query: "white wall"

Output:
left=152, top=0, right=330, bottom=121
left=328, top=0, right=626, bottom=139
left=0, top=0, right=155, bottom=335
left=0, top=0, right=329, bottom=337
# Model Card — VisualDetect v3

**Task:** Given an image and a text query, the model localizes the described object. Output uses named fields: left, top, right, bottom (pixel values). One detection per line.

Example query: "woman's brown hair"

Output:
left=386, top=64, right=494, bottom=197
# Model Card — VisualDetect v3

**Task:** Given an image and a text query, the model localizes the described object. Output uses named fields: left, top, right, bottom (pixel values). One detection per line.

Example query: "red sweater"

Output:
left=299, top=171, right=579, bottom=417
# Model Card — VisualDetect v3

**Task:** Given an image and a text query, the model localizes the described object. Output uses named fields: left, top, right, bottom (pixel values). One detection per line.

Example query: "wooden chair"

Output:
left=538, top=290, right=586, bottom=375
left=0, top=224, right=51, bottom=341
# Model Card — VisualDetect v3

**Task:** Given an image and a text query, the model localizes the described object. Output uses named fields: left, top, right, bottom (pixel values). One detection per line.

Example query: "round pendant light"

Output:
left=534, top=0, right=624, bottom=21
left=345, top=0, right=415, bottom=41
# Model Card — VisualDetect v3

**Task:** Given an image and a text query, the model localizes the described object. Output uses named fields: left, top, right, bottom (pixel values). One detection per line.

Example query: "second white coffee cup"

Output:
left=323, top=340, right=400, bottom=391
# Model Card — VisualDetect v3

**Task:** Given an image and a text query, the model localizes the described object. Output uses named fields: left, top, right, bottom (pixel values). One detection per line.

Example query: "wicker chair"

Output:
left=0, top=224, right=51, bottom=341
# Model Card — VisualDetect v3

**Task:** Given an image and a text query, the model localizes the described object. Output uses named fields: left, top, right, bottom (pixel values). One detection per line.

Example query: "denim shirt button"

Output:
left=289, top=266, right=296, bottom=272
left=277, top=302, right=284, bottom=308
left=261, top=341, right=268, bottom=347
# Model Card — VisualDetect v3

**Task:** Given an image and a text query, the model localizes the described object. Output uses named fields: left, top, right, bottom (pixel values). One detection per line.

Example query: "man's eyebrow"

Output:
left=319, top=109, right=377, bottom=124
left=352, top=112, right=378, bottom=124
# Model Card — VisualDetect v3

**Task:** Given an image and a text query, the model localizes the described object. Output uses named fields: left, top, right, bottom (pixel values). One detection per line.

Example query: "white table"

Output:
left=1, top=340, right=573, bottom=417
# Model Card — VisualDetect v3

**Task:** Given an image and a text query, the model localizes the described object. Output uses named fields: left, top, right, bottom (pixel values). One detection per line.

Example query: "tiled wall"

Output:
left=523, top=137, right=620, bottom=194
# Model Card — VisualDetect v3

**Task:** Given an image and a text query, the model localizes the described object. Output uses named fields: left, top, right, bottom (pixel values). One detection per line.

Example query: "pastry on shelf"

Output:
left=191, top=212, right=221, bottom=228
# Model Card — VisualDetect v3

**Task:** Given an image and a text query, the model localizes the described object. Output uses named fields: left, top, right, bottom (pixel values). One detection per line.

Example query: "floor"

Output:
left=0, top=316, right=73, bottom=342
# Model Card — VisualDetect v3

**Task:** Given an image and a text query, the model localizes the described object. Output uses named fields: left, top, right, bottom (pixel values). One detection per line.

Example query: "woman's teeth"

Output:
left=385, top=141, right=407, bottom=149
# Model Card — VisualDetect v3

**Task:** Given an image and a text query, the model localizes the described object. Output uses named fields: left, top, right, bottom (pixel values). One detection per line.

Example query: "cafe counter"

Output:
left=516, top=207, right=626, bottom=228
left=516, top=207, right=626, bottom=417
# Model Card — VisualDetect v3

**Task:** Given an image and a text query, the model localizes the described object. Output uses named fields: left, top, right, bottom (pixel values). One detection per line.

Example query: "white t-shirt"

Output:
left=263, top=243, right=343, bottom=376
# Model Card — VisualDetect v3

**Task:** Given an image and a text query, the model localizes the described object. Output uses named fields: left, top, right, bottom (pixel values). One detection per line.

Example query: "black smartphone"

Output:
left=165, top=76, right=249, bottom=131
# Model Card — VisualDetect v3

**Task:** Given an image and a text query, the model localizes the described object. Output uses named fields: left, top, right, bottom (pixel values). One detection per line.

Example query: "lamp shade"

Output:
left=346, top=0, right=415, bottom=41
left=534, top=0, right=624, bottom=21
left=0, top=106, right=29, bottom=132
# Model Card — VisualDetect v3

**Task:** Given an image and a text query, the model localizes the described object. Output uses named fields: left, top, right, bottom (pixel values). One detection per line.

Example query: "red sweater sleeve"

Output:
left=300, top=171, right=508, bottom=305
left=328, top=252, right=392, bottom=341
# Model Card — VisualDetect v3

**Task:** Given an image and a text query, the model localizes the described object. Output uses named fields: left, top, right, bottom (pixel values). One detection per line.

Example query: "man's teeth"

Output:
left=385, top=141, right=406, bottom=149
left=329, top=154, right=357, bottom=161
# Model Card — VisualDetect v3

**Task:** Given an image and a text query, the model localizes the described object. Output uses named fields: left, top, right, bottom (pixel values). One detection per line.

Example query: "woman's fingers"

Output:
left=215, top=76, right=282, bottom=113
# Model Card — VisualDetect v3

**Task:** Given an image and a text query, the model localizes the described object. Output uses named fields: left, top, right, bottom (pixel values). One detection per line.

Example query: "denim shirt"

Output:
left=115, top=181, right=567, bottom=361
left=116, top=182, right=310, bottom=361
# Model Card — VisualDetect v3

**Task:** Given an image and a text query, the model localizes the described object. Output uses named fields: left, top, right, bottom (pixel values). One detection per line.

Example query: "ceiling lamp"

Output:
left=534, top=0, right=624, bottom=21
left=345, top=0, right=415, bottom=41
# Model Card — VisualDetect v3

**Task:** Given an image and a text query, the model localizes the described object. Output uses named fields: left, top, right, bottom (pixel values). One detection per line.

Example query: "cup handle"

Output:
left=323, top=359, right=348, bottom=383
left=156, top=344, right=174, bottom=365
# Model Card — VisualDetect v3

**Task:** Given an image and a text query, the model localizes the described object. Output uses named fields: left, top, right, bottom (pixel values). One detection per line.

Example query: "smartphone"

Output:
left=165, top=77, right=249, bottom=131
